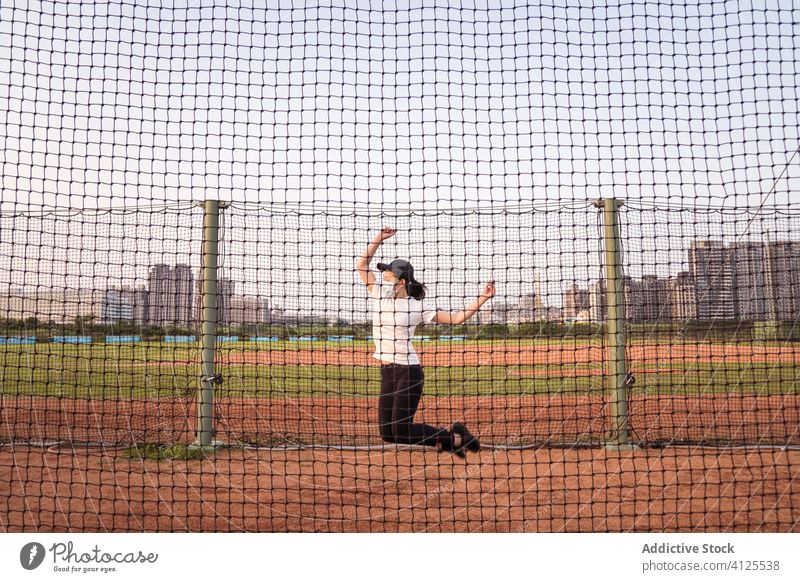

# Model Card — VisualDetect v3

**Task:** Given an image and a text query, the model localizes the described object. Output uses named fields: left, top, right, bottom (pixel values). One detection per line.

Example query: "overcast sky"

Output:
left=1, top=1, right=799, bottom=316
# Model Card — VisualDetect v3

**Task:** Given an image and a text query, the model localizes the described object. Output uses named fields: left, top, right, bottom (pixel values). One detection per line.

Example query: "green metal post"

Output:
left=594, top=198, right=638, bottom=451
left=193, top=199, right=224, bottom=452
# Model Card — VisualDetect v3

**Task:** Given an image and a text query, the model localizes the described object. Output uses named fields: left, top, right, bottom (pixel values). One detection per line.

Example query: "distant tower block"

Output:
left=518, top=271, right=545, bottom=321
left=534, top=271, right=544, bottom=313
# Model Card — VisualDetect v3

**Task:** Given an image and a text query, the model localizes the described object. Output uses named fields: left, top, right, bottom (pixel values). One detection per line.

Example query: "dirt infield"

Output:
left=1, top=446, right=798, bottom=532
left=3, top=393, right=798, bottom=448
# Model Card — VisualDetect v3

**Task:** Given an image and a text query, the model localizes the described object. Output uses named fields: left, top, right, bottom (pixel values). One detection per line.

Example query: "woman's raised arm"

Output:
left=434, top=281, right=496, bottom=325
left=356, top=227, right=396, bottom=292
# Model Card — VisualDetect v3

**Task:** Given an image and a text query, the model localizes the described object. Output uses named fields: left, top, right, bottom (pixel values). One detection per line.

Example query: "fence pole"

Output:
left=594, top=198, right=638, bottom=451
left=192, top=199, right=225, bottom=452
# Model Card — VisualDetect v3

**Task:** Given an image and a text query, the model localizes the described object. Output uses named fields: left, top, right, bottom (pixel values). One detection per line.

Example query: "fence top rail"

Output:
left=0, top=201, right=200, bottom=218
left=3, top=199, right=800, bottom=218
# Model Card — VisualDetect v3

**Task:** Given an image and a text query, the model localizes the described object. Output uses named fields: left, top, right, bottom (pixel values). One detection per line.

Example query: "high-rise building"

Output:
left=173, top=265, right=195, bottom=326
left=589, top=279, right=606, bottom=323
left=517, top=293, right=542, bottom=322
left=101, top=285, right=150, bottom=324
left=261, top=298, right=274, bottom=323
left=667, top=271, right=697, bottom=320
left=621, top=275, right=642, bottom=321
left=133, top=285, right=149, bottom=325
left=638, top=275, right=669, bottom=321
left=101, top=289, right=135, bottom=323
left=195, top=277, right=235, bottom=325
left=688, top=240, right=737, bottom=320
left=685, top=240, right=800, bottom=322
left=588, top=276, right=641, bottom=322
left=731, top=242, right=770, bottom=321
left=230, top=294, right=264, bottom=325
left=587, top=276, right=639, bottom=322
left=768, top=241, right=800, bottom=321
left=147, top=264, right=173, bottom=325
left=563, top=283, right=590, bottom=320
left=148, top=264, right=195, bottom=327
left=219, top=278, right=235, bottom=325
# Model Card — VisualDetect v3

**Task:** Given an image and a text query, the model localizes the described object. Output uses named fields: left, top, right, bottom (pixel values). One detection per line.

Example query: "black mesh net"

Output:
left=1, top=1, right=798, bottom=532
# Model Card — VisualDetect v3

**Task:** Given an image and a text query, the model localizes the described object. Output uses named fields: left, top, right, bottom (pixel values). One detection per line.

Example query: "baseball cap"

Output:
left=376, top=259, right=415, bottom=280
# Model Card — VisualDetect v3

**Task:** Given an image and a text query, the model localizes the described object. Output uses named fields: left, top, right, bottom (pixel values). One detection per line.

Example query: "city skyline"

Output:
left=4, top=202, right=800, bottom=316
left=3, top=236, right=799, bottom=327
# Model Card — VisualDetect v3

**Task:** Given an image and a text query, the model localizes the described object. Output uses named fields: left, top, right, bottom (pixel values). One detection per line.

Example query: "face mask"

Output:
left=383, top=281, right=399, bottom=298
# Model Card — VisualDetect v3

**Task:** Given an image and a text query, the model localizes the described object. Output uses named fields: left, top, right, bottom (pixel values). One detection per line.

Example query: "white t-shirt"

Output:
left=368, top=281, right=438, bottom=365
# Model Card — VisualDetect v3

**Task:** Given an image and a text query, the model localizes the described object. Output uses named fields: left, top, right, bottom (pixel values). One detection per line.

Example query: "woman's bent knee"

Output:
left=392, top=423, right=412, bottom=443
left=380, top=428, right=397, bottom=444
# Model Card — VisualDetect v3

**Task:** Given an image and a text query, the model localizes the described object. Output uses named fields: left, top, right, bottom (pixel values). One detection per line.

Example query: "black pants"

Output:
left=379, top=363, right=452, bottom=448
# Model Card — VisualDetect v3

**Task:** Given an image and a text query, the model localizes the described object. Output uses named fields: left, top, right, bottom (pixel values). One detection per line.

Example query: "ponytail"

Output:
left=406, top=278, right=427, bottom=300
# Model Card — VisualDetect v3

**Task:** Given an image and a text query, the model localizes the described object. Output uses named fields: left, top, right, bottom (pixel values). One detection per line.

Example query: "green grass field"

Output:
left=1, top=340, right=799, bottom=398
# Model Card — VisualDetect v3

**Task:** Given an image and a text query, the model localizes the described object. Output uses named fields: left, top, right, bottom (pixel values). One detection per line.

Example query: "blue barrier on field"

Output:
left=251, top=336, right=279, bottom=342
left=52, top=336, right=92, bottom=344
left=327, top=336, right=354, bottom=342
left=106, top=335, right=141, bottom=343
left=438, top=336, right=466, bottom=341
left=0, top=336, right=37, bottom=345
left=164, top=335, right=196, bottom=343
left=288, top=336, right=317, bottom=342
left=418, top=336, right=431, bottom=341
left=217, top=336, right=240, bottom=342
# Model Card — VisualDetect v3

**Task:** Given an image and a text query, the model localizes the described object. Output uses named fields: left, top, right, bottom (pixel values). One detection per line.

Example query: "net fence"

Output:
left=1, top=201, right=799, bottom=450
left=0, top=204, right=203, bottom=446
left=1, top=0, right=799, bottom=532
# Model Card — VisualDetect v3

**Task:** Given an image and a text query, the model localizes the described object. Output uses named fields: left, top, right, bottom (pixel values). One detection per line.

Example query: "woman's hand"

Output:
left=374, top=227, right=397, bottom=243
left=480, top=281, right=496, bottom=300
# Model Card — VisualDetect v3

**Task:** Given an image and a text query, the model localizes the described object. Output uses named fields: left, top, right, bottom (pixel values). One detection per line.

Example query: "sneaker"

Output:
left=437, top=436, right=467, bottom=458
